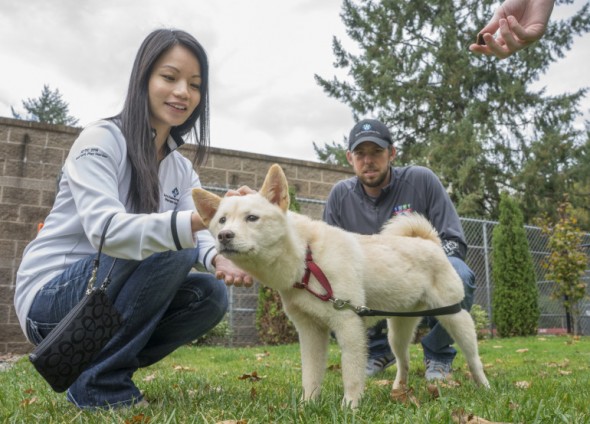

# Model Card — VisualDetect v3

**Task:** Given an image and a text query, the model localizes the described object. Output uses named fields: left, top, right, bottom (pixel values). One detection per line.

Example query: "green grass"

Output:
left=1, top=336, right=589, bottom=423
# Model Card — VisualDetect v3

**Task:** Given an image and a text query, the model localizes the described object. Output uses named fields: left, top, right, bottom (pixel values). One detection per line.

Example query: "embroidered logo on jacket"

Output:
left=164, top=187, right=180, bottom=206
left=391, top=204, right=413, bottom=217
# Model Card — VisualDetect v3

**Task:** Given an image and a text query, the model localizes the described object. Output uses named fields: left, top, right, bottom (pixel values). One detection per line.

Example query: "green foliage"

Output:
left=315, top=0, right=590, bottom=224
left=313, top=139, right=350, bottom=167
left=11, top=84, right=79, bottom=126
left=469, top=303, right=490, bottom=340
left=491, top=193, right=540, bottom=337
left=255, top=185, right=300, bottom=344
left=191, top=318, right=231, bottom=346
left=538, top=197, right=588, bottom=335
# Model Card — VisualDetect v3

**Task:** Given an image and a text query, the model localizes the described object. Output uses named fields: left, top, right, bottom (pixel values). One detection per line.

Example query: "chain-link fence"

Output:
left=458, top=218, right=589, bottom=336
left=201, top=190, right=590, bottom=345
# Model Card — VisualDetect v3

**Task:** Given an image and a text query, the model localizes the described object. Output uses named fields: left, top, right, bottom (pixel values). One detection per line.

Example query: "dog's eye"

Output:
left=219, top=216, right=226, bottom=224
left=246, top=215, right=259, bottom=222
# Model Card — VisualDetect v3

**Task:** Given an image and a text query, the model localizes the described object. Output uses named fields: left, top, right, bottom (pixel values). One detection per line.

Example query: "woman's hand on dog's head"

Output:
left=225, top=186, right=257, bottom=197
left=213, top=254, right=254, bottom=287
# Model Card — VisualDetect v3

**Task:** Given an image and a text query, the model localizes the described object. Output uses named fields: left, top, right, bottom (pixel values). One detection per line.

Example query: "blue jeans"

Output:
left=26, top=248, right=228, bottom=409
left=367, top=256, right=475, bottom=364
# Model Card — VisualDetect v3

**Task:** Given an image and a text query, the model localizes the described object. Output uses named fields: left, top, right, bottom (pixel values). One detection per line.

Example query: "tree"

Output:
left=11, top=84, right=79, bottom=126
left=491, top=193, right=539, bottom=337
left=538, top=197, right=588, bottom=335
left=315, top=0, right=590, bottom=223
left=313, top=139, right=349, bottom=167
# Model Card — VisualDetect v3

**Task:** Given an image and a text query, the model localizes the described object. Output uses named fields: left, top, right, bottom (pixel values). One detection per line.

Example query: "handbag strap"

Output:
left=86, top=214, right=117, bottom=294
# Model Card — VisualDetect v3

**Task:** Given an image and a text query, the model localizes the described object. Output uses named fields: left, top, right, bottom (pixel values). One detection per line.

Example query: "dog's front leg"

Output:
left=293, top=314, right=330, bottom=403
left=333, top=315, right=367, bottom=408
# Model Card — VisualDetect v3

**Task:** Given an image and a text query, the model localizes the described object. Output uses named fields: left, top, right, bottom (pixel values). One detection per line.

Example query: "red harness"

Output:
left=292, top=246, right=333, bottom=301
left=292, top=245, right=463, bottom=318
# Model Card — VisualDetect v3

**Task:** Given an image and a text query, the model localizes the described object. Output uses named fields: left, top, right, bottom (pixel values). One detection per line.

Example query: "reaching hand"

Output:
left=469, top=0, right=555, bottom=59
left=213, top=254, right=254, bottom=287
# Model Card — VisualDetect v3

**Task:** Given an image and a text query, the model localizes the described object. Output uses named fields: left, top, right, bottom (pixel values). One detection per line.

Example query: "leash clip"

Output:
left=331, top=298, right=356, bottom=312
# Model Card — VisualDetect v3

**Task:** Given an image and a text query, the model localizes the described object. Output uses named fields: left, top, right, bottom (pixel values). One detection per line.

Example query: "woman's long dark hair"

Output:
left=113, top=28, right=210, bottom=213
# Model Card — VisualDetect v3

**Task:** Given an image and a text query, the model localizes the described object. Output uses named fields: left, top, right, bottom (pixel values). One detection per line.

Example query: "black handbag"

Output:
left=29, top=214, right=124, bottom=392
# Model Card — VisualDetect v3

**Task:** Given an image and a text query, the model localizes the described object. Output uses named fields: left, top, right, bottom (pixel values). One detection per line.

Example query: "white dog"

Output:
left=192, top=164, right=489, bottom=408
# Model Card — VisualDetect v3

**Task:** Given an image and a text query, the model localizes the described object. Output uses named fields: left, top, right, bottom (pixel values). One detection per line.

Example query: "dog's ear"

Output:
left=259, top=164, right=290, bottom=212
left=192, top=188, right=221, bottom=227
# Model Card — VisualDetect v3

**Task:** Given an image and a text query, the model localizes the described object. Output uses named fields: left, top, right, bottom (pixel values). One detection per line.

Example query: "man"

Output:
left=323, top=118, right=476, bottom=380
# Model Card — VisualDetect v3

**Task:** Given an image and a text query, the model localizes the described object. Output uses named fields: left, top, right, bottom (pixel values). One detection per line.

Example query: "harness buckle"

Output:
left=331, top=298, right=355, bottom=312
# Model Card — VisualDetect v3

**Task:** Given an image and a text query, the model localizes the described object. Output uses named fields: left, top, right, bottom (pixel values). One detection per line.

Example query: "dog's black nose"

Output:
left=218, top=230, right=235, bottom=244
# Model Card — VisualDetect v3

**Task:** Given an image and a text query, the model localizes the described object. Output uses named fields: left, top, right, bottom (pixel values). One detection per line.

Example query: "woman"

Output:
left=15, top=28, right=250, bottom=409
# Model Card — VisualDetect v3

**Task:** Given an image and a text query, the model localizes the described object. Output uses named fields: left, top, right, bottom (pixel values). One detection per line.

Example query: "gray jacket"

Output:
left=323, top=165, right=467, bottom=259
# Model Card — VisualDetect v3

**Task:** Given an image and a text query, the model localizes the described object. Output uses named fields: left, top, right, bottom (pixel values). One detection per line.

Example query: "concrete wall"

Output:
left=0, top=117, right=353, bottom=353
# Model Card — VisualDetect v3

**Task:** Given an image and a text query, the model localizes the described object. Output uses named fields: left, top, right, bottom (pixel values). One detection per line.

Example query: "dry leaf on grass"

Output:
left=20, top=397, right=38, bottom=407
left=216, top=420, right=248, bottom=424
left=514, top=380, right=531, bottom=389
left=255, top=351, right=270, bottom=361
left=173, top=365, right=195, bottom=372
left=373, top=379, right=392, bottom=387
left=427, top=383, right=440, bottom=399
left=125, top=413, right=151, bottom=424
left=452, top=409, right=510, bottom=424
left=515, top=348, right=529, bottom=353
left=391, top=385, right=420, bottom=407
left=142, top=373, right=156, bottom=382
left=327, top=363, right=341, bottom=371
left=238, top=371, right=263, bottom=382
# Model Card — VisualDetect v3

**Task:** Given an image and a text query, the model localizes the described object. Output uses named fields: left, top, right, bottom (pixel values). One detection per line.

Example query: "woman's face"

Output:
left=148, top=44, right=202, bottom=137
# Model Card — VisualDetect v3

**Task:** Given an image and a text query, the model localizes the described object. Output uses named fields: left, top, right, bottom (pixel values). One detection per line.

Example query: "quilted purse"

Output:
left=29, top=214, right=124, bottom=392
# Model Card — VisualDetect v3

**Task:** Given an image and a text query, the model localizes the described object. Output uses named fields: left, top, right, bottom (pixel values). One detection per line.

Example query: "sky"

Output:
left=1, top=0, right=589, bottom=163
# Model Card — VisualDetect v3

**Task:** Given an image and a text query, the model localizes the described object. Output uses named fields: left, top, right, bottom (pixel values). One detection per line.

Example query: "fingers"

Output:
left=215, top=270, right=254, bottom=287
left=224, top=186, right=257, bottom=197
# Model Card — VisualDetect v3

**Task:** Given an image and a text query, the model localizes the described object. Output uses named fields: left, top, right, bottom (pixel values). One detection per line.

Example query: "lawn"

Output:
left=0, top=335, right=588, bottom=423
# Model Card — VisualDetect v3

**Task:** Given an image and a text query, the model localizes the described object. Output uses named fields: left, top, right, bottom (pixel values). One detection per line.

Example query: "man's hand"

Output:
left=469, top=0, right=555, bottom=59
left=213, top=254, right=254, bottom=287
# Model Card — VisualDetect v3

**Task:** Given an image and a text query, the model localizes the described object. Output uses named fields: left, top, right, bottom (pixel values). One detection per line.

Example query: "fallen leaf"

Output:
left=238, top=371, right=263, bottom=382
left=391, top=385, right=420, bottom=407
left=492, top=345, right=503, bottom=349
left=125, top=413, right=151, bottom=424
left=216, top=421, right=248, bottom=424
left=558, top=370, right=572, bottom=376
left=515, top=381, right=531, bottom=389
left=427, top=383, right=440, bottom=398
left=142, top=373, right=156, bottom=382
left=173, top=365, right=194, bottom=372
left=20, top=397, right=38, bottom=407
left=255, top=351, right=270, bottom=361
left=373, top=379, right=392, bottom=387
left=451, top=409, right=510, bottom=423
left=327, top=363, right=341, bottom=371
left=515, top=348, right=529, bottom=353
left=250, top=387, right=257, bottom=399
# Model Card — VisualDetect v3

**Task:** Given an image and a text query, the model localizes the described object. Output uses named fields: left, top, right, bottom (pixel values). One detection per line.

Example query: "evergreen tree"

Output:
left=313, top=139, right=349, bottom=167
left=11, top=84, right=79, bottom=126
left=491, top=193, right=539, bottom=337
left=315, top=0, right=590, bottom=222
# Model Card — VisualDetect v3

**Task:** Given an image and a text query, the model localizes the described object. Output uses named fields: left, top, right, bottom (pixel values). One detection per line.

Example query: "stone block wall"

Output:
left=0, top=117, right=353, bottom=353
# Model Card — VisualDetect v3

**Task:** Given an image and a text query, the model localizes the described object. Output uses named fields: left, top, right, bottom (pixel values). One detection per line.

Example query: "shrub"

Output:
left=491, top=193, right=540, bottom=337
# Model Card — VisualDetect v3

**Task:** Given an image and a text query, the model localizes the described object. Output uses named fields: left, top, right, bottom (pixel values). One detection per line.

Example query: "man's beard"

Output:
left=358, top=168, right=389, bottom=188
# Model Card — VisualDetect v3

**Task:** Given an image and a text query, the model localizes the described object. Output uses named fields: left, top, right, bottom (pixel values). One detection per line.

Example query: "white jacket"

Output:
left=15, top=120, right=217, bottom=338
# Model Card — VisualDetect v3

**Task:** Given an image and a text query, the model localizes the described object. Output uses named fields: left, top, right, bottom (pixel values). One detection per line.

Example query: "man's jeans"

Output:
left=26, top=248, right=228, bottom=409
left=367, top=256, right=476, bottom=364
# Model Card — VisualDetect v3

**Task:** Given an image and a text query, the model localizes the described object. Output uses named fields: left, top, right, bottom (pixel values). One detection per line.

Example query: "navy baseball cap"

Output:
left=348, top=119, right=393, bottom=151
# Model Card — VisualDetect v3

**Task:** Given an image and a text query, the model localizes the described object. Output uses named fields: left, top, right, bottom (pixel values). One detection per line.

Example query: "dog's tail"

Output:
left=382, top=213, right=440, bottom=244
